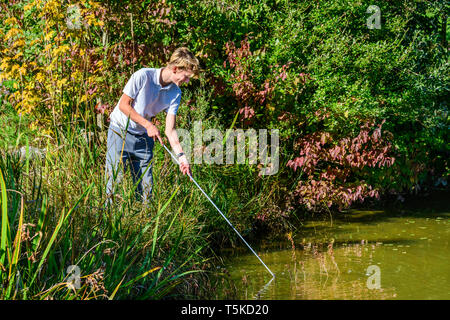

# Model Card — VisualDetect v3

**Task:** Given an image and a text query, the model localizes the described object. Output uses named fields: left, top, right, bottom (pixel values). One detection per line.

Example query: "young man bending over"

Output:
left=106, top=47, right=199, bottom=204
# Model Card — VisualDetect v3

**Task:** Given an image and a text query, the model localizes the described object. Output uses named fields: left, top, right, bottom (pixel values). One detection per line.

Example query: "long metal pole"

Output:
left=161, top=144, right=275, bottom=278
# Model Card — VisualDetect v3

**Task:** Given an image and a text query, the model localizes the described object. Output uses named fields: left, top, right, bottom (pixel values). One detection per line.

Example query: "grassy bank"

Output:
left=0, top=104, right=284, bottom=299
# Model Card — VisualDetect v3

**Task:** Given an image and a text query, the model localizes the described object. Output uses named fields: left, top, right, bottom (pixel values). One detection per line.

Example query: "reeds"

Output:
left=0, top=96, right=286, bottom=299
left=0, top=121, right=211, bottom=299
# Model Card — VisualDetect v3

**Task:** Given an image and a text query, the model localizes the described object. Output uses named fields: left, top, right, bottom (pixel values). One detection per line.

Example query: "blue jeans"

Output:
left=105, top=125, right=154, bottom=204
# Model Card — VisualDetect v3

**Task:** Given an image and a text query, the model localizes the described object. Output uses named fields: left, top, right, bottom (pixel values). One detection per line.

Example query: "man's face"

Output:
left=172, top=67, right=194, bottom=86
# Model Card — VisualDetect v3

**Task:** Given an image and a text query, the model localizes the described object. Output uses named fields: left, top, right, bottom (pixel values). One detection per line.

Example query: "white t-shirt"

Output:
left=109, top=68, right=181, bottom=134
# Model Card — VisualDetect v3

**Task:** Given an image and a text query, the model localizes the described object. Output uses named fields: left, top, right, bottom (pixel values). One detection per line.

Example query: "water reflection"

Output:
left=219, top=206, right=449, bottom=300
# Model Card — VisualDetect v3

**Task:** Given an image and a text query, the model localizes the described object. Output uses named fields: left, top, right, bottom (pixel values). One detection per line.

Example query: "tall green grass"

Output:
left=0, top=102, right=284, bottom=299
left=0, top=120, right=217, bottom=299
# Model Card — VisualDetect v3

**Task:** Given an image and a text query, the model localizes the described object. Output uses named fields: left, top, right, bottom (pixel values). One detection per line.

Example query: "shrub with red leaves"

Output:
left=287, top=119, right=395, bottom=211
left=223, top=38, right=292, bottom=123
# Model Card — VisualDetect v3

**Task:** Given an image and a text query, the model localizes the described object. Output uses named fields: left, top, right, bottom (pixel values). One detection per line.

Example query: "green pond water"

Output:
left=218, top=199, right=450, bottom=300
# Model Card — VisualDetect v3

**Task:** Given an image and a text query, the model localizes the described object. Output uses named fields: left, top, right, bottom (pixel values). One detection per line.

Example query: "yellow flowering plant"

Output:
left=0, top=0, right=106, bottom=130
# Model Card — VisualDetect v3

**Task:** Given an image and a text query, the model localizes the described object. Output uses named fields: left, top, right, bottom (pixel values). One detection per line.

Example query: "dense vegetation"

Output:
left=0, top=0, right=448, bottom=299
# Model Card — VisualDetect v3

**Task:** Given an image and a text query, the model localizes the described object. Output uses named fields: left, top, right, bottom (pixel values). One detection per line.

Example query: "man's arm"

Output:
left=119, top=93, right=163, bottom=144
left=165, top=113, right=191, bottom=176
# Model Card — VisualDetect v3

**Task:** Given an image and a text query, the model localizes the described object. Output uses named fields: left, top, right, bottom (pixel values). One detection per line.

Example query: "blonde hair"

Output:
left=167, top=47, right=200, bottom=76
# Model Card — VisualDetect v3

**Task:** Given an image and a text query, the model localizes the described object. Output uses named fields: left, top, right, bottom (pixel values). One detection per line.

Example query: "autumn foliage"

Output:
left=223, top=38, right=293, bottom=122
left=287, top=119, right=395, bottom=211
